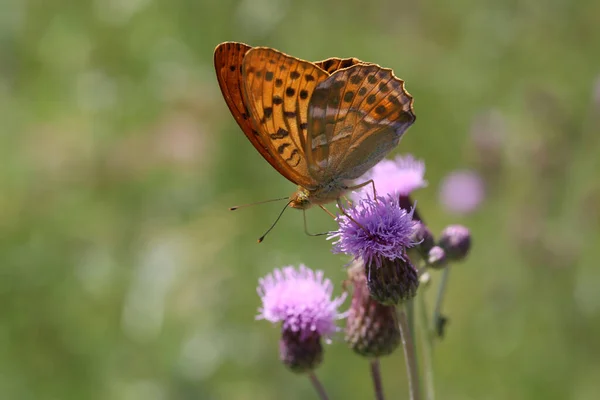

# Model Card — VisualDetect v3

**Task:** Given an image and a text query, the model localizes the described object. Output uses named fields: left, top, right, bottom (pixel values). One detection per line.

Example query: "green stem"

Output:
left=397, top=305, right=422, bottom=400
left=432, top=267, right=451, bottom=338
left=406, top=298, right=419, bottom=374
left=370, top=359, right=386, bottom=400
left=308, top=372, right=329, bottom=400
left=418, top=290, right=436, bottom=400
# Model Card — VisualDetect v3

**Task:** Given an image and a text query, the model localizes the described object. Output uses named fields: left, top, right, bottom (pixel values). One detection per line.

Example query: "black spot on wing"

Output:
left=375, top=105, right=386, bottom=114
left=262, top=107, right=273, bottom=120
left=286, top=149, right=301, bottom=167
left=277, top=143, right=290, bottom=154
left=270, top=127, right=289, bottom=139
left=350, top=74, right=362, bottom=85
left=343, top=91, right=354, bottom=102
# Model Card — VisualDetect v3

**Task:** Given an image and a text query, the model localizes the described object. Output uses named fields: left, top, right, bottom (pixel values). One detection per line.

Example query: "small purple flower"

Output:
left=257, top=265, right=346, bottom=341
left=257, top=265, right=346, bottom=372
left=439, top=169, right=485, bottom=214
left=352, top=154, right=427, bottom=201
left=329, top=195, right=419, bottom=268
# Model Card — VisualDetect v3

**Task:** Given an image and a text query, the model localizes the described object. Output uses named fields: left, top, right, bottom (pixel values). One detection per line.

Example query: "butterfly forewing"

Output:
left=214, top=42, right=285, bottom=175
left=306, top=64, right=415, bottom=182
left=241, top=47, right=330, bottom=189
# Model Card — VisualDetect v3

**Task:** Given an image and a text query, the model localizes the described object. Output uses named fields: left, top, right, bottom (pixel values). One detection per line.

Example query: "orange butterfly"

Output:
left=214, top=42, right=415, bottom=219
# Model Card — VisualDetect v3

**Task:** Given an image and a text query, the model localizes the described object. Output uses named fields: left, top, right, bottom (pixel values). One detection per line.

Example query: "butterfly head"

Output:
left=289, top=186, right=312, bottom=210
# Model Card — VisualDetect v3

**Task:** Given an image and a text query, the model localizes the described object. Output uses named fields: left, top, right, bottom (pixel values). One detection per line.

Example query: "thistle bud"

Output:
left=366, top=253, right=419, bottom=305
left=408, top=221, right=435, bottom=261
left=345, top=261, right=401, bottom=358
left=438, top=225, right=472, bottom=261
left=427, top=245, right=447, bottom=269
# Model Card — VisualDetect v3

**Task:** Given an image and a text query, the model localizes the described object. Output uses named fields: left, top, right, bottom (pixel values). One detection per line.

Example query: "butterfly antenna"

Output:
left=257, top=201, right=292, bottom=243
left=229, top=196, right=289, bottom=211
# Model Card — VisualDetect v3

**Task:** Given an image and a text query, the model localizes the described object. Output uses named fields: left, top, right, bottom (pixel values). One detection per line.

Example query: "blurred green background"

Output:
left=2, top=0, right=600, bottom=399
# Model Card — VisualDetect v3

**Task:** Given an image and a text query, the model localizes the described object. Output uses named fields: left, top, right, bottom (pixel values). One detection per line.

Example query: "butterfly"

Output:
left=214, top=42, right=415, bottom=212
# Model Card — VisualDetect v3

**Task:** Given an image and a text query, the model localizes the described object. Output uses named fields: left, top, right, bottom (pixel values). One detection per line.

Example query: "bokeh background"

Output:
left=2, top=0, right=600, bottom=399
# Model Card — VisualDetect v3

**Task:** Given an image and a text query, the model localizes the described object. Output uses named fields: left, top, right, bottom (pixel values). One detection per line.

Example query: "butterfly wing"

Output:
left=214, top=42, right=289, bottom=178
left=306, top=64, right=415, bottom=182
left=314, top=57, right=369, bottom=73
left=241, top=47, right=330, bottom=189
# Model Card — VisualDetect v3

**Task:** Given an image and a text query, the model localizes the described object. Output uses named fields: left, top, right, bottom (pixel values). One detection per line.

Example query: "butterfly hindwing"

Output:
left=241, top=47, right=330, bottom=189
left=306, top=64, right=415, bottom=182
left=314, top=57, right=368, bottom=74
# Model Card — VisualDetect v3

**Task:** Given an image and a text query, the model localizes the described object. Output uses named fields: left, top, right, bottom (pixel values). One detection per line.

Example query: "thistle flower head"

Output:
left=257, top=265, right=346, bottom=341
left=329, top=195, right=419, bottom=269
left=439, top=170, right=485, bottom=214
left=345, top=260, right=401, bottom=357
left=352, top=154, right=427, bottom=201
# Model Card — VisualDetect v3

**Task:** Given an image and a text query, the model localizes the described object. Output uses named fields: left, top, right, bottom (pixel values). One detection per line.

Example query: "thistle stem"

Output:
left=308, top=372, right=329, bottom=400
left=418, top=291, right=436, bottom=400
left=370, top=359, right=386, bottom=400
left=432, top=267, right=451, bottom=338
left=397, top=305, right=422, bottom=400
left=407, top=297, right=416, bottom=339
left=406, top=298, right=419, bottom=372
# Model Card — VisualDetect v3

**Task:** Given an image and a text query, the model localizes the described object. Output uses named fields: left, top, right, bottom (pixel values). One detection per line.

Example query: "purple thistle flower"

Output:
left=352, top=154, right=427, bottom=201
left=439, top=169, right=485, bottom=215
left=329, top=195, right=419, bottom=269
left=257, top=265, right=346, bottom=341
left=257, top=265, right=346, bottom=372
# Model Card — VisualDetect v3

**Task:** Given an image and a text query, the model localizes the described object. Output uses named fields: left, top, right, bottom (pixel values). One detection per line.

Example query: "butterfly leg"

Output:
left=346, top=179, right=377, bottom=199
left=336, top=197, right=369, bottom=232
left=303, top=209, right=329, bottom=237
left=318, top=205, right=337, bottom=219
